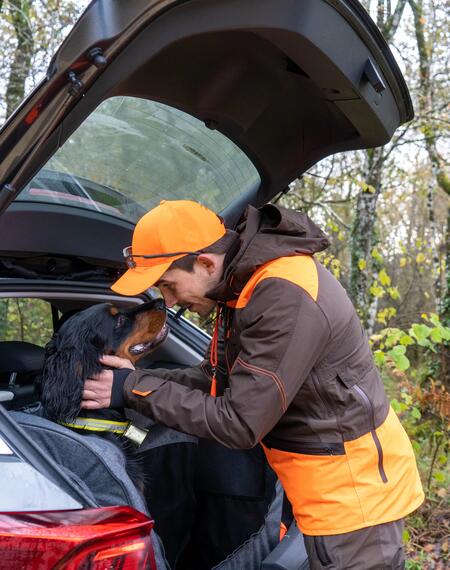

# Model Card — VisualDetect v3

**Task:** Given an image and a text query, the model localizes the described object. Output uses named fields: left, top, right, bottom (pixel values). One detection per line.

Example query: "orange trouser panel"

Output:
left=263, top=408, right=424, bottom=536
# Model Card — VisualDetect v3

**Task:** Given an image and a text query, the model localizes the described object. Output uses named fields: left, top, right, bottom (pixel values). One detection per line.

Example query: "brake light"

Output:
left=0, top=506, right=156, bottom=570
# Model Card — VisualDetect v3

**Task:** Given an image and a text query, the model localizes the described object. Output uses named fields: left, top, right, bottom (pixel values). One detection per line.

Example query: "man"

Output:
left=83, top=199, right=424, bottom=569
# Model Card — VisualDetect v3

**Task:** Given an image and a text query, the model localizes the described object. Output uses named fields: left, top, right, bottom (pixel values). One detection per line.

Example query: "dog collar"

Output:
left=59, top=417, right=148, bottom=446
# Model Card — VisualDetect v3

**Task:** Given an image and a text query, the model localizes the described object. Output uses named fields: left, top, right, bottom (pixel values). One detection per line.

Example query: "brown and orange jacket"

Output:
left=123, top=204, right=424, bottom=536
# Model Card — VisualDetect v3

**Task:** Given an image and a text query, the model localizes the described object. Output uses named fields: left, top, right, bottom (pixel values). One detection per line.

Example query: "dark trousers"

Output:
left=303, top=519, right=405, bottom=570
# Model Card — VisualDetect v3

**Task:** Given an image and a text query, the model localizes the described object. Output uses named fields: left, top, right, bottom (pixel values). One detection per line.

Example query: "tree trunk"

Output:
left=408, top=0, right=450, bottom=387
left=5, top=0, right=34, bottom=118
left=425, top=176, right=441, bottom=310
left=441, top=208, right=450, bottom=386
left=349, top=0, right=407, bottom=329
left=350, top=147, right=384, bottom=327
left=0, top=300, right=9, bottom=340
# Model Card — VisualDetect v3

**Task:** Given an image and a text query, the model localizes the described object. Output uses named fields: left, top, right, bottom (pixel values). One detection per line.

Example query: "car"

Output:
left=0, top=0, right=413, bottom=568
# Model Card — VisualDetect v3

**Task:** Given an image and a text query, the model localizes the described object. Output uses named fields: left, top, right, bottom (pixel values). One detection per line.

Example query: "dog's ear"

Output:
left=39, top=332, right=102, bottom=422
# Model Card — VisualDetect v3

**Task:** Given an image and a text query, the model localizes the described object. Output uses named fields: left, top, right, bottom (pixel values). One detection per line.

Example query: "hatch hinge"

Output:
left=67, top=71, right=84, bottom=97
left=88, top=47, right=107, bottom=69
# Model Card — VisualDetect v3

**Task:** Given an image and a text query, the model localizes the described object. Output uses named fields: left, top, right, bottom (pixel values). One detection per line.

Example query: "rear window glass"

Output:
left=17, top=97, right=260, bottom=223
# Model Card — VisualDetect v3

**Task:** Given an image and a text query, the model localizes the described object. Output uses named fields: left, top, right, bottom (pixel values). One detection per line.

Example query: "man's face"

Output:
left=155, top=254, right=223, bottom=317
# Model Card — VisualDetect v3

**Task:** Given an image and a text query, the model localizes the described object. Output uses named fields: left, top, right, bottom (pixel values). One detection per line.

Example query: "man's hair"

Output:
left=169, top=230, right=237, bottom=272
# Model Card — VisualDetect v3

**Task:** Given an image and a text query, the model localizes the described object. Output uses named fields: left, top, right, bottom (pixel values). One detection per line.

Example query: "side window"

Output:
left=180, top=309, right=214, bottom=336
left=0, top=299, right=53, bottom=346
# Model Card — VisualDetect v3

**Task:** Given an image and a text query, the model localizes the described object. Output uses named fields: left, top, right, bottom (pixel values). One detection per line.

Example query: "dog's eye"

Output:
left=115, top=314, right=127, bottom=328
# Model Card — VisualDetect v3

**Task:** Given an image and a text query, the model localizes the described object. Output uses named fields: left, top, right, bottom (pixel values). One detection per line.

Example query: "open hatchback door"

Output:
left=0, top=0, right=412, bottom=271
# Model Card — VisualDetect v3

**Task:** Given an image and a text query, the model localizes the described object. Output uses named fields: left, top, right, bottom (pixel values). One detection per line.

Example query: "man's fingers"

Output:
left=82, top=359, right=122, bottom=411
left=100, top=354, right=134, bottom=369
left=81, top=399, right=102, bottom=410
left=84, top=378, right=109, bottom=392
left=82, top=368, right=113, bottom=410
left=82, top=389, right=97, bottom=400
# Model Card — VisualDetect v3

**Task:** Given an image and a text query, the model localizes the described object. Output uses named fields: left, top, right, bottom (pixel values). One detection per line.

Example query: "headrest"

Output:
left=0, top=341, right=45, bottom=375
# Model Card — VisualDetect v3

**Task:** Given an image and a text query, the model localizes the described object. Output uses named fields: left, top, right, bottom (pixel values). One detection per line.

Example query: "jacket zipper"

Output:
left=310, top=369, right=334, bottom=413
left=352, top=384, right=388, bottom=483
left=263, top=437, right=345, bottom=456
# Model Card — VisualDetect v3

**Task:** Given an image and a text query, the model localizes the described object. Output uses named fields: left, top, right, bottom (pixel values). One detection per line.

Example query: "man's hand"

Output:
left=81, top=355, right=135, bottom=410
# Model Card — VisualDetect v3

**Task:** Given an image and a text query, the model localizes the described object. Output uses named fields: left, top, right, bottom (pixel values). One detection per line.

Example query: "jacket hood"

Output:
left=208, top=204, right=330, bottom=302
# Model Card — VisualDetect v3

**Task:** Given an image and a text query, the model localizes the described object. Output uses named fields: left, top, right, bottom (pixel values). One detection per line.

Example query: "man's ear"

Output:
left=196, top=253, right=222, bottom=275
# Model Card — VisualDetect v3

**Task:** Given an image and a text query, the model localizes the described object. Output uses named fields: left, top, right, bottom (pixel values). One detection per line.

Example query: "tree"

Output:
left=408, top=0, right=450, bottom=385
left=0, top=0, right=86, bottom=122
left=350, top=0, right=409, bottom=330
left=4, top=0, right=34, bottom=117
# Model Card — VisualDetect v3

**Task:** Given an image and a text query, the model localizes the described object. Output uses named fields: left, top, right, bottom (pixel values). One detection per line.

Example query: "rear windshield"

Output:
left=17, top=97, right=260, bottom=223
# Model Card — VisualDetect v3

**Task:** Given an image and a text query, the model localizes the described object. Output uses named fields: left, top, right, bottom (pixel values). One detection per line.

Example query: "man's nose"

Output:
left=161, top=291, right=177, bottom=308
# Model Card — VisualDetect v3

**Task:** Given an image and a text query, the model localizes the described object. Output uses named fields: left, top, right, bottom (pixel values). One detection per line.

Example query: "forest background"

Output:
left=0, top=1, right=448, bottom=568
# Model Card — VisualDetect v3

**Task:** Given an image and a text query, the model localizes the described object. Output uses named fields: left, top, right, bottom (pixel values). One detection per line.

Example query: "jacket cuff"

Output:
left=110, top=368, right=133, bottom=408
left=123, top=370, right=167, bottom=401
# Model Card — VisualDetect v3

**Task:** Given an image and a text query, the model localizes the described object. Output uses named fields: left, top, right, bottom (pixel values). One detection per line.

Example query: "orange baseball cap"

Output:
left=111, top=200, right=226, bottom=296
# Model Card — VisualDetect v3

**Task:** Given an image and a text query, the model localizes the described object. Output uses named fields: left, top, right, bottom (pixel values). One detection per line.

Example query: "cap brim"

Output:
left=111, top=261, right=172, bottom=296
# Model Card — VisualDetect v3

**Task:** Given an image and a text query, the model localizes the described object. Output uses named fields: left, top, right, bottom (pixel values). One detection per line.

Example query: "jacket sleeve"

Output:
left=123, top=278, right=330, bottom=448
left=142, top=362, right=212, bottom=392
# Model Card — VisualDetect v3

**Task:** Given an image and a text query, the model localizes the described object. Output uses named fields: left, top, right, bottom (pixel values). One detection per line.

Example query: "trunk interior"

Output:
left=0, top=288, right=279, bottom=569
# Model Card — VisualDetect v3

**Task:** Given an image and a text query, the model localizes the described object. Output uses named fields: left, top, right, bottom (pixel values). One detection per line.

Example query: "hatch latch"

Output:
left=363, top=59, right=386, bottom=93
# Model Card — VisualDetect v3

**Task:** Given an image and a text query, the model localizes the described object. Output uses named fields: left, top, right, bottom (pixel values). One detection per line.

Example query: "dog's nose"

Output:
left=154, top=298, right=166, bottom=311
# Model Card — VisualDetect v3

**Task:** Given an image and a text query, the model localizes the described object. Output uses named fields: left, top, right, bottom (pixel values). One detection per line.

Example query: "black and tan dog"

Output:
left=38, top=299, right=168, bottom=480
left=39, top=298, right=167, bottom=422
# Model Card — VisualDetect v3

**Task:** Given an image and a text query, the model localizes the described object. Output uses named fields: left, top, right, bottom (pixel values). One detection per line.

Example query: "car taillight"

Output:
left=0, top=505, right=156, bottom=570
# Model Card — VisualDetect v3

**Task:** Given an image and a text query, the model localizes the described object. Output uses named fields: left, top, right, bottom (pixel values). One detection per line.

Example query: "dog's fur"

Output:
left=37, top=299, right=168, bottom=487
left=39, top=299, right=167, bottom=422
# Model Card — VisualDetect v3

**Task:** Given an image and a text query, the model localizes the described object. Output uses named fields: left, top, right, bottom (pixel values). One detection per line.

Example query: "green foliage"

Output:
left=387, top=345, right=410, bottom=371
left=373, top=312, right=450, bottom=566
left=406, top=555, right=431, bottom=570
left=0, top=298, right=53, bottom=346
left=371, top=313, right=450, bottom=371
left=357, top=180, right=377, bottom=194
left=371, top=247, right=384, bottom=264
left=376, top=306, right=397, bottom=325
left=316, top=252, right=342, bottom=279
left=378, top=268, right=391, bottom=286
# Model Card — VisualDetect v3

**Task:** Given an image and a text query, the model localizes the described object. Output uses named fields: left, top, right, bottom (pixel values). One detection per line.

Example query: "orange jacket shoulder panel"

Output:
left=235, top=255, right=319, bottom=309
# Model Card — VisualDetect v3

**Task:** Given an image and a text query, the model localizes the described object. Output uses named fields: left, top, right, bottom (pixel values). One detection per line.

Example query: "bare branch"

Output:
left=383, top=0, right=408, bottom=41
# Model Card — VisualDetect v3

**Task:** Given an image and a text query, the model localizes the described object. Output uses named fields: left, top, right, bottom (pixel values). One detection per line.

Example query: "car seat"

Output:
left=0, top=341, right=43, bottom=409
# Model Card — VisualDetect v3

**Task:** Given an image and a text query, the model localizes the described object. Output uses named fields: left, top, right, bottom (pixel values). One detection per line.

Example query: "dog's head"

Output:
left=39, top=299, right=167, bottom=421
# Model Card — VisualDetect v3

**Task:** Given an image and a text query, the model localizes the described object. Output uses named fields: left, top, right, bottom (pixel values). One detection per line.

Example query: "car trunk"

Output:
left=0, top=285, right=282, bottom=569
